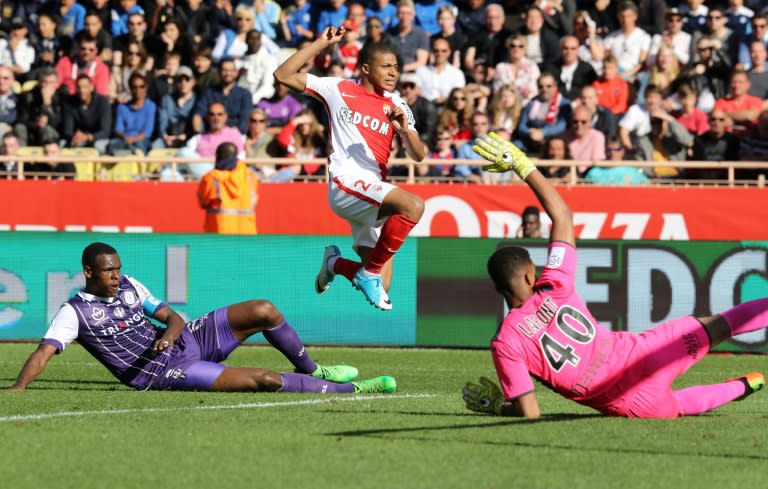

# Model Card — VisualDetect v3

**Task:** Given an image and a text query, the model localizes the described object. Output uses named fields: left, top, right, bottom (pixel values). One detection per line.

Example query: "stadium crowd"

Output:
left=0, top=0, right=767, bottom=183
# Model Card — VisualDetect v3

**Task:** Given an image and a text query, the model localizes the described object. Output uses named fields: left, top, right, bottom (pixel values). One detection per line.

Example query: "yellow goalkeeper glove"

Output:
left=462, top=376, right=505, bottom=415
left=472, top=132, right=536, bottom=179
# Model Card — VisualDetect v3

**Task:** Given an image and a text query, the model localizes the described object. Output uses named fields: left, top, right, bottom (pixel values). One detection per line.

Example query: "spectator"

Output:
left=153, top=65, right=197, bottom=150
left=243, top=108, right=276, bottom=177
left=156, top=18, right=193, bottom=68
left=256, top=80, right=304, bottom=130
left=539, top=135, right=572, bottom=179
left=453, top=111, right=490, bottom=183
left=0, top=17, right=35, bottom=82
left=619, top=83, right=663, bottom=159
left=585, top=136, right=650, bottom=185
left=347, top=1, right=367, bottom=36
left=592, top=56, right=629, bottom=116
left=365, top=0, right=398, bottom=32
left=673, top=83, right=710, bottom=136
left=415, top=37, right=464, bottom=107
left=431, top=4, right=464, bottom=68
left=488, top=84, right=522, bottom=134
left=191, top=47, right=220, bottom=96
left=273, top=109, right=328, bottom=180
left=0, top=131, right=20, bottom=178
left=193, top=59, right=253, bottom=134
left=464, top=61, right=491, bottom=112
left=713, top=69, right=764, bottom=138
left=147, top=0, right=189, bottom=36
left=456, top=0, right=486, bottom=36
left=279, top=0, right=314, bottom=47
left=725, top=0, right=754, bottom=42
left=670, top=35, right=732, bottom=112
left=648, top=8, right=692, bottom=68
left=414, top=0, right=455, bottom=36
left=738, top=13, right=768, bottom=70
left=316, top=0, right=349, bottom=34
left=692, top=6, right=739, bottom=66
left=649, top=45, right=681, bottom=94
left=0, top=66, right=18, bottom=138
left=24, top=138, right=76, bottom=180
left=107, top=72, right=156, bottom=156
left=334, top=20, right=363, bottom=78
left=463, top=4, right=510, bottom=77
left=691, top=109, right=739, bottom=179
left=110, top=40, right=155, bottom=104
left=492, top=34, right=540, bottom=104
left=386, top=0, right=430, bottom=73
left=212, top=4, right=255, bottom=65
left=636, top=0, right=667, bottom=36
left=747, top=40, right=768, bottom=98
left=15, top=68, right=65, bottom=146
left=578, top=84, right=618, bottom=139
left=572, top=10, right=605, bottom=76
left=180, top=0, right=213, bottom=48
left=61, top=74, right=111, bottom=154
left=646, top=109, right=693, bottom=177
left=56, top=35, right=110, bottom=96
left=113, top=12, right=163, bottom=68
left=516, top=206, right=543, bottom=239
left=111, top=0, right=144, bottom=38
left=77, top=10, right=113, bottom=65
left=152, top=52, right=183, bottom=100
left=56, top=0, right=87, bottom=37
left=32, top=12, right=64, bottom=73
left=211, top=0, right=235, bottom=38
left=252, top=0, right=282, bottom=41
left=587, top=0, right=619, bottom=39
left=398, top=72, right=437, bottom=147
left=437, top=86, right=474, bottom=147
left=88, top=0, right=112, bottom=31
left=564, top=105, right=606, bottom=173
left=535, top=0, right=577, bottom=37
left=737, top=110, right=768, bottom=176
left=521, top=6, right=561, bottom=71
left=681, top=0, right=708, bottom=35
left=602, top=1, right=651, bottom=84
left=169, top=101, right=245, bottom=181
left=517, top=73, right=571, bottom=153
left=197, top=142, right=259, bottom=234
left=238, top=30, right=277, bottom=105
left=425, top=126, right=456, bottom=179
left=552, top=35, right=597, bottom=101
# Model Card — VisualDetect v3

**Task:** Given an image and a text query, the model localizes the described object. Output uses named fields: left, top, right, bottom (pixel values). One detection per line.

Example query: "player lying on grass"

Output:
left=274, top=27, right=427, bottom=312
left=8, top=242, right=396, bottom=394
left=462, top=133, right=766, bottom=419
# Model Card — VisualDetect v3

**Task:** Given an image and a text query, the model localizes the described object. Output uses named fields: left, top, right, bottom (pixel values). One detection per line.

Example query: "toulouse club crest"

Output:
left=122, top=291, right=137, bottom=305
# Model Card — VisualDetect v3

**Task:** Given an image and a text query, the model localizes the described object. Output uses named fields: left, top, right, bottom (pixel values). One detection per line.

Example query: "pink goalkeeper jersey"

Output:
left=491, top=242, right=638, bottom=407
left=304, top=74, right=415, bottom=180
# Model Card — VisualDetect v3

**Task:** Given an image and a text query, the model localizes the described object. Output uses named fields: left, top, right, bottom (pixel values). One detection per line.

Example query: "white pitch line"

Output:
left=0, top=393, right=439, bottom=423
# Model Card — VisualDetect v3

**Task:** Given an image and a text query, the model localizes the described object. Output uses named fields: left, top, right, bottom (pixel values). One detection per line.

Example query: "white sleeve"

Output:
left=304, top=74, right=343, bottom=101
left=125, top=275, right=153, bottom=304
left=42, top=304, right=79, bottom=352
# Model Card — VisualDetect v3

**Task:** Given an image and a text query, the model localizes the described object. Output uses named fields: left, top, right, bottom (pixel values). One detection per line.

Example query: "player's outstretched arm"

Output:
left=8, top=343, right=57, bottom=392
left=274, top=26, right=346, bottom=93
left=462, top=377, right=541, bottom=418
left=472, top=133, right=574, bottom=247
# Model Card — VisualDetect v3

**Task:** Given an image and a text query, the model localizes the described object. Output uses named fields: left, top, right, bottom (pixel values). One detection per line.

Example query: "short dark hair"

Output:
left=359, top=41, right=398, bottom=68
left=487, top=246, right=533, bottom=290
left=522, top=206, right=540, bottom=219
left=82, top=242, right=117, bottom=268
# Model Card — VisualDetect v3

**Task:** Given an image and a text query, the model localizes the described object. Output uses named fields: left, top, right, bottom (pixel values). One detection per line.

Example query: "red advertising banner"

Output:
left=0, top=180, right=765, bottom=239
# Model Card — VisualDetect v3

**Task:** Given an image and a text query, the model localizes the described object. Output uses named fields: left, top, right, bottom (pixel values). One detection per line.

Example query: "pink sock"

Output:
left=673, top=381, right=747, bottom=416
left=721, top=298, right=768, bottom=336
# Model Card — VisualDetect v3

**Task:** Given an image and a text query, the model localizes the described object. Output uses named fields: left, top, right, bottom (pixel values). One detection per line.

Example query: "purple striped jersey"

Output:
left=41, top=275, right=172, bottom=390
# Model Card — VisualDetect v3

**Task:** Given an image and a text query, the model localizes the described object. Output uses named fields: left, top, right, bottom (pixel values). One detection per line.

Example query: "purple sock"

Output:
left=279, top=373, right=355, bottom=393
left=673, top=381, right=747, bottom=416
left=262, top=320, right=318, bottom=374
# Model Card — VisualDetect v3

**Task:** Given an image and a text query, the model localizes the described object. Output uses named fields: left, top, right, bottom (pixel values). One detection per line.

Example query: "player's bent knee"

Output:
left=245, top=299, right=282, bottom=325
left=211, top=368, right=282, bottom=392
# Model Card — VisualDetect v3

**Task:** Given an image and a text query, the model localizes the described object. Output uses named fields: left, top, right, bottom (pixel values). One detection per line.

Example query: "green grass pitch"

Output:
left=1, top=343, right=766, bottom=489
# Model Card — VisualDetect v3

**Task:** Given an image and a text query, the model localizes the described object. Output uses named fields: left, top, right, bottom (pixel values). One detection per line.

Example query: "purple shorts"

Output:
left=149, top=307, right=240, bottom=391
left=590, top=316, right=711, bottom=418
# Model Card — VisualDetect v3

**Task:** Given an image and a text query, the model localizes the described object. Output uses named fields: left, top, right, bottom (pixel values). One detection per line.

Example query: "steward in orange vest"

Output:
left=197, top=142, right=259, bottom=234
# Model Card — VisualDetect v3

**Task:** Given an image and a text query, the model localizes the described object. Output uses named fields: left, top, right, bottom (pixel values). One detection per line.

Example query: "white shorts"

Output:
left=328, top=169, right=397, bottom=250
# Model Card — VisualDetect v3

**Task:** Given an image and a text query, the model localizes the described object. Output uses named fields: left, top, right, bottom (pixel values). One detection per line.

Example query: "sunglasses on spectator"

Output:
left=710, top=117, right=726, bottom=122
left=707, top=15, right=723, bottom=20
left=368, top=24, right=382, bottom=29
left=509, top=44, right=525, bottom=49
left=127, top=51, right=140, bottom=56
left=208, top=112, right=225, bottom=116
left=698, top=46, right=713, bottom=52
left=400, top=83, right=415, bottom=89
left=451, top=96, right=466, bottom=101
left=130, top=84, right=146, bottom=89
left=250, top=118, right=266, bottom=123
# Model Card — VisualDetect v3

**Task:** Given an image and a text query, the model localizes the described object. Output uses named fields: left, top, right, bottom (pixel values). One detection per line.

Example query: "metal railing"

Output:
left=1, top=154, right=767, bottom=188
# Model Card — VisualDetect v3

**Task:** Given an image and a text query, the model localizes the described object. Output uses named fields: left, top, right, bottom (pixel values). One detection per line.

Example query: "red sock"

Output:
left=333, top=257, right=361, bottom=282
left=365, top=214, right=418, bottom=274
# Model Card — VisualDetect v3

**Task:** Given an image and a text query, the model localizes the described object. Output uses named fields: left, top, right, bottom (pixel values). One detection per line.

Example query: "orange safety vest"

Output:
left=197, top=161, right=259, bottom=234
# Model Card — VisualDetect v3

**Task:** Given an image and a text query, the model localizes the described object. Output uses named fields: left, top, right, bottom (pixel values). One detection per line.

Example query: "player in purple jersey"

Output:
left=461, top=133, right=766, bottom=418
left=8, top=243, right=396, bottom=394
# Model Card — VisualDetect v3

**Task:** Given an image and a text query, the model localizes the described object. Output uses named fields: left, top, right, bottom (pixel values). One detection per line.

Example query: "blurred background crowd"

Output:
left=0, top=0, right=767, bottom=183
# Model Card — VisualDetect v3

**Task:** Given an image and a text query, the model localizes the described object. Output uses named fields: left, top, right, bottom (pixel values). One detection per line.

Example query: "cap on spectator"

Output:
left=10, top=17, right=26, bottom=29
left=399, top=72, right=419, bottom=87
left=175, top=66, right=194, bottom=79
left=342, top=20, right=358, bottom=31
left=665, top=8, right=682, bottom=18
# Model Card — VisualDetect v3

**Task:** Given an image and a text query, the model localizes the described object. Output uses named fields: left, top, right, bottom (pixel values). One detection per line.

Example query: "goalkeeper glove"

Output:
left=472, top=132, right=536, bottom=179
left=462, top=376, right=505, bottom=415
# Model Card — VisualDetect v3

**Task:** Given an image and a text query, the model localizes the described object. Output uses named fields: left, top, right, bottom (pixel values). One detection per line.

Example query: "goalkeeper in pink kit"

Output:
left=462, top=133, right=766, bottom=418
